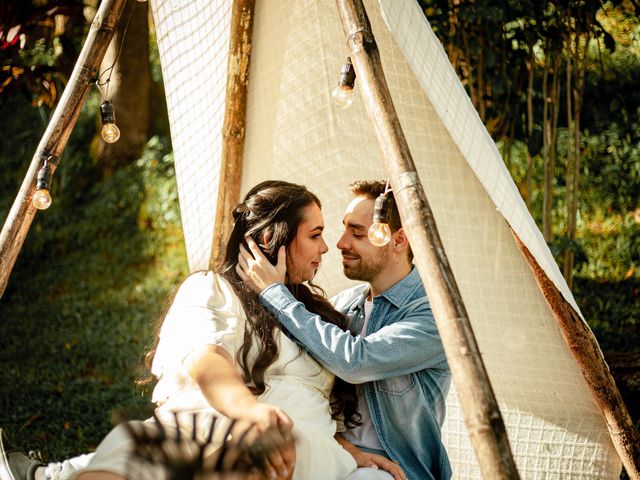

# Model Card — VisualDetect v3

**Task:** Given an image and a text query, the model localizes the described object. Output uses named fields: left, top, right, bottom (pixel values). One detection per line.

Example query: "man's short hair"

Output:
left=349, top=180, right=402, bottom=232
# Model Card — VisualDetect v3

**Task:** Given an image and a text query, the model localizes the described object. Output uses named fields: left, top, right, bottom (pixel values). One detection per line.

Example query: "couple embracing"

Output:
left=2, top=180, right=451, bottom=480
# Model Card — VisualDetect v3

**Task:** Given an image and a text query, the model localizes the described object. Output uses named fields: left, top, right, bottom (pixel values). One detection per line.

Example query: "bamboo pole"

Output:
left=0, top=0, right=128, bottom=298
left=514, top=234, right=640, bottom=479
left=334, top=1, right=520, bottom=478
left=209, top=0, right=255, bottom=269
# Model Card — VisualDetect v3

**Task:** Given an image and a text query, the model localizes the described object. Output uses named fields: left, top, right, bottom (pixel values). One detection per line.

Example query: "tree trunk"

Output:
left=525, top=45, right=534, bottom=208
left=564, top=41, right=574, bottom=285
left=542, top=58, right=552, bottom=240
left=543, top=54, right=561, bottom=242
left=96, top=0, right=151, bottom=176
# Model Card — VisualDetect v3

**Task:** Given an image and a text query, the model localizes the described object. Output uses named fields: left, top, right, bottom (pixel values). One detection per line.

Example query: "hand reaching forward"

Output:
left=236, top=236, right=287, bottom=293
left=237, top=403, right=296, bottom=479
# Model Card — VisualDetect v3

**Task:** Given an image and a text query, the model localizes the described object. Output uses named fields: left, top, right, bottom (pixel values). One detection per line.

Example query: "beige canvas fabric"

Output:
left=149, top=0, right=621, bottom=477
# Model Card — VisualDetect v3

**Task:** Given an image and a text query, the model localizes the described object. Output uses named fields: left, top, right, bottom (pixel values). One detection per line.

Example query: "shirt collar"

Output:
left=376, top=266, right=422, bottom=308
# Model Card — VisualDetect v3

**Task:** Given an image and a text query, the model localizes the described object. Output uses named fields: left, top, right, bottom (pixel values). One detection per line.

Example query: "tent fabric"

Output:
left=149, top=0, right=621, bottom=478
left=151, top=0, right=231, bottom=272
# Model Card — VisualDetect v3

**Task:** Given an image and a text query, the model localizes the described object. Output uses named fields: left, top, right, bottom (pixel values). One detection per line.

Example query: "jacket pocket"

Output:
left=377, top=374, right=415, bottom=395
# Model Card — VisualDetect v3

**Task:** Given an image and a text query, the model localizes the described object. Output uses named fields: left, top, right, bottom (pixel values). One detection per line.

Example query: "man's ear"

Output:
left=392, top=228, right=410, bottom=253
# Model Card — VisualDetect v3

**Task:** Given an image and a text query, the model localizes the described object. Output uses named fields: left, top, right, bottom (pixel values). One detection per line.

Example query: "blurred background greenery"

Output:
left=0, top=0, right=638, bottom=473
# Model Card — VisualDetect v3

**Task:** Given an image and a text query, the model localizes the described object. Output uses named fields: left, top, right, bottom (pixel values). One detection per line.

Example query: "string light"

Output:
left=331, top=57, right=356, bottom=109
left=95, top=0, right=136, bottom=143
left=32, top=155, right=54, bottom=210
left=368, top=180, right=393, bottom=247
left=100, top=100, right=121, bottom=143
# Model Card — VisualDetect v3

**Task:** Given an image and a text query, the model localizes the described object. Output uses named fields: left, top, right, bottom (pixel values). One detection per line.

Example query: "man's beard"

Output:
left=342, top=248, right=389, bottom=282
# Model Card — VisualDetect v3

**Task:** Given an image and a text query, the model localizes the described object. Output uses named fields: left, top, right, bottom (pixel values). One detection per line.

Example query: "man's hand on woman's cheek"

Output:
left=237, top=236, right=287, bottom=293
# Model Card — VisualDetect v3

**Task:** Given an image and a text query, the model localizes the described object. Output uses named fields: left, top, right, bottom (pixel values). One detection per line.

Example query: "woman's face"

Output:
left=286, top=202, right=329, bottom=284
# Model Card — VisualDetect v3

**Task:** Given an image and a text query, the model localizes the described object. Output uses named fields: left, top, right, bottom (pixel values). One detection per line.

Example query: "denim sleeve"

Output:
left=259, top=283, right=447, bottom=383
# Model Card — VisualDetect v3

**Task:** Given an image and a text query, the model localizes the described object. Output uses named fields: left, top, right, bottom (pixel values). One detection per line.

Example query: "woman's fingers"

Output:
left=274, top=408, right=293, bottom=432
left=241, top=420, right=295, bottom=479
left=265, top=447, right=289, bottom=478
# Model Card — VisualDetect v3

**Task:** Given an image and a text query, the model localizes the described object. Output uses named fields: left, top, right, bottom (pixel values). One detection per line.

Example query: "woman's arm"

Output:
left=184, top=344, right=295, bottom=478
left=184, top=344, right=258, bottom=419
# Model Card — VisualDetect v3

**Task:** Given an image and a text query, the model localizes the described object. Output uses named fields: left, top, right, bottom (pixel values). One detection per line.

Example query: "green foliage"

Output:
left=0, top=0, right=84, bottom=108
left=581, top=110, right=640, bottom=213
left=574, top=275, right=640, bottom=352
left=0, top=97, right=188, bottom=459
left=578, top=210, right=640, bottom=281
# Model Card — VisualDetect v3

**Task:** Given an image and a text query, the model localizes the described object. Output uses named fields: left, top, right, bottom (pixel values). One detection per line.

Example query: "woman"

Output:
left=63, top=181, right=400, bottom=480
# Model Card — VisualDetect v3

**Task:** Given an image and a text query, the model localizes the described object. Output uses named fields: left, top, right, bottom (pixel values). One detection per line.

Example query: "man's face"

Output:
left=336, top=195, right=392, bottom=282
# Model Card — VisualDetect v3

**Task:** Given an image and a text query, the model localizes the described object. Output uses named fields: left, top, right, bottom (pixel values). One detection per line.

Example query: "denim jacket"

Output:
left=260, top=267, right=452, bottom=480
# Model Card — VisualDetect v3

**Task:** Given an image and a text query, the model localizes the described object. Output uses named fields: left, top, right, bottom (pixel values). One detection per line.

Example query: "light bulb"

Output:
left=331, top=57, right=356, bottom=109
left=368, top=222, right=392, bottom=247
left=101, top=123, right=121, bottom=143
left=331, top=86, right=354, bottom=109
left=33, top=188, right=52, bottom=210
left=100, top=100, right=120, bottom=143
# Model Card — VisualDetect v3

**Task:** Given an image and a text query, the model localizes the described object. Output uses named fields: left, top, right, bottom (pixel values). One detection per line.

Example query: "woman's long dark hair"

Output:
left=142, top=181, right=359, bottom=427
left=218, top=180, right=360, bottom=428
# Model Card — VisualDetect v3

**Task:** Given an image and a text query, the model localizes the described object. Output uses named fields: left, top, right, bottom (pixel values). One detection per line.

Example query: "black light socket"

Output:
left=36, top=162, right=52, bottom=190
left=337, top=57, right=356, bottom=89
left=100, top=100, right=116, bottom=124
left=373, top=193, right=392, bottom=224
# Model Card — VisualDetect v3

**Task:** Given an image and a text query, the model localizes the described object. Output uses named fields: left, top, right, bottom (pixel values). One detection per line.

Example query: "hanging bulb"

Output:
left=32, top=157, right=53, bottom=210
left=101, top=123, right=121, bottom=143
left=368, top=222, right=392, bottom=247
left=33, top=189, right=52, bottom=210
left=331, top=57, right=356, bottom=109
left=367, top=192, right=393, bottom=247
left=331, top=86, right=354, bottom=109
left=100, top=100, right=121, bottom=143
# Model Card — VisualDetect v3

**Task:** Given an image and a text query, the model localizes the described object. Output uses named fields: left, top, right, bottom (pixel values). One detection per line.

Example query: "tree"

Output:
left=418, top=0, right=628, bottom=288
left=0, top=0, right=84, bottom=110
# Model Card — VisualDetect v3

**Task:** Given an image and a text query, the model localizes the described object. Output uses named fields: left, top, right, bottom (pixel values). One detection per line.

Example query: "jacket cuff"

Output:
left=259, top=283, right=297, bottom=314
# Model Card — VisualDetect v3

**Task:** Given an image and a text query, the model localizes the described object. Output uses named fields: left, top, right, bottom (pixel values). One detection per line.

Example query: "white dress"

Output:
left=74, top=271, right=356, bottom=480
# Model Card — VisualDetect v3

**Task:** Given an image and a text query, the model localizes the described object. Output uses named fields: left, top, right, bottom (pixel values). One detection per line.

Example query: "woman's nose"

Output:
left=320, top=237, right=329, bottom=254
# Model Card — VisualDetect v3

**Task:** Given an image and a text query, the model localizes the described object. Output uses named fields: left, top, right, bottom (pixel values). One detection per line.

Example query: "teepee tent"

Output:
left=1, top=0, right=638, bottom=478
left=150, top=0, right=634, bottom=477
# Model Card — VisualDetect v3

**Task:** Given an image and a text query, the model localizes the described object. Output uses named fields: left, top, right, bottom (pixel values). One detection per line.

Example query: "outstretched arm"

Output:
left=236, top=237, right=446, bottom=384
left=260, top=286, right=445, bottom=383
left=184, top=345, right=295, bottom=478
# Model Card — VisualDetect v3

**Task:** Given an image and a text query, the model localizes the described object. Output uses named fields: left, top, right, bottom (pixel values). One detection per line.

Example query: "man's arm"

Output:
left=259, top=284, right=447, bottom=384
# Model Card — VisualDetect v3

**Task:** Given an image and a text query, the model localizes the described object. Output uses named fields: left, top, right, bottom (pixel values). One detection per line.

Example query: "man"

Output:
left=238, top=180, right=452, bottom=480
